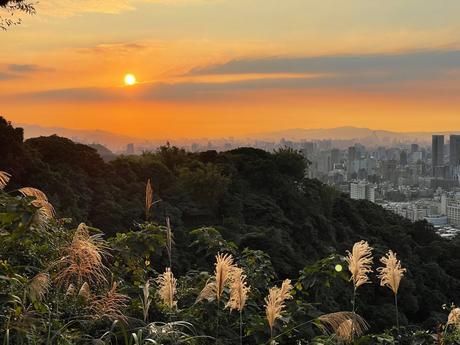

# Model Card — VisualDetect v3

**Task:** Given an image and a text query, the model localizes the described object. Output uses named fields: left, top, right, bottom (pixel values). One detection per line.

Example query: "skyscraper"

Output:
left=450, top=135, right=460, bottom=167
left=432, top=135, right=444, bottom=177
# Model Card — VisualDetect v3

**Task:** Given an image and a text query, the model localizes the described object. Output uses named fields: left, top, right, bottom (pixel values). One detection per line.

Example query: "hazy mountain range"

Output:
left=16, top=122, right=460, bottom=152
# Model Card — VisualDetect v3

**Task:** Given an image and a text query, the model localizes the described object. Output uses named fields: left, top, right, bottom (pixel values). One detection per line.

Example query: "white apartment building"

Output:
left=447, top=201, right=460, bottom=226
left=350, top=181, right=375, bottom=202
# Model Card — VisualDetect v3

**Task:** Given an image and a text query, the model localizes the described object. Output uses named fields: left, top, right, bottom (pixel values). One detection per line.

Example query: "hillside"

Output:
left=1, top=116, right=460, bottom=343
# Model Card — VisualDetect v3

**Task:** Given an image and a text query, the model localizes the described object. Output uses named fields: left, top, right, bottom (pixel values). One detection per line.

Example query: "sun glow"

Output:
left=124, top=73, right=137, bottom=86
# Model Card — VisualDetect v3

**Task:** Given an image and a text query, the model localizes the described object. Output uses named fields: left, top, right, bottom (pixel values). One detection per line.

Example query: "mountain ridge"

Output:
left=15, top=122, right=460, bottom=150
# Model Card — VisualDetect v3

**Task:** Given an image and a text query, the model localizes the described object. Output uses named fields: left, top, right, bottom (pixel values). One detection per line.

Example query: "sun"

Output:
left=124, top=73, right=137, bottom=86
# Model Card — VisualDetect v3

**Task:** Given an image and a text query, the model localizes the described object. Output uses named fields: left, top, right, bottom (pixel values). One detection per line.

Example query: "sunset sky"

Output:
left=2, top=0, right=460, bottom=138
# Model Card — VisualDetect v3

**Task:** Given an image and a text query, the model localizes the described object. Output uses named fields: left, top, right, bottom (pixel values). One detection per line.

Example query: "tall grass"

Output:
left=0, top=170, right=11, bottom=190
left=196, top=253, right=236, bottom=344
left=377, top=250, right=406, bottom=331
left=317, top=311, right=369, bottom=343
left=265, top=279, right=293, bottom=343
left=156, top=267, right=177, bottom=310
left=226, top=267, right=250, bottom=345
left=54, top=223, right=109, bottom=286
left=145, top=179, right=153, bottom=221
left=346, top=241, right=373, bottom=313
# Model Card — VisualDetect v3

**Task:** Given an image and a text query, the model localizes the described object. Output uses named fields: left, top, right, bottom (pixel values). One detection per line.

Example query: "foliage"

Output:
left=2, top=118, right=460, bottom=344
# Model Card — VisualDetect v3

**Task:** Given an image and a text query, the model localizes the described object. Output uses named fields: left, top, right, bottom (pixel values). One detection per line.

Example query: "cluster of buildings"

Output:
left=121, top=133, right=460, bottom=237
left=302, top=135, right=460, bottom=238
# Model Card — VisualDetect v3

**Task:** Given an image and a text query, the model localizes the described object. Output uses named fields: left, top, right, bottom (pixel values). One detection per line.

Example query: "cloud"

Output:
left=189, top=49, right=460, bottom=80
left=7, top=64, right=53, bottom=73
left=0, top=64, right=53, bottom=82
left=78, top=42, right=147, bottom=55
left=37, top=0, right=134, bottom=17
left=0, top=72, right=17, bottom=81
left=37, top=0, right=217, bottom=17
left=8, top=49, right=460, bottom=102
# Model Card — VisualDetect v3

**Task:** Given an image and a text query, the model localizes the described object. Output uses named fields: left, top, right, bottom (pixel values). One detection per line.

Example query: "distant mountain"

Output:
left=87, top=143, right=117, bottom=162
left=15, top=122, right=460, bottom=150
left=16, top=123, right=144, bottom=151
left=250, top=126, right=460, bottom=144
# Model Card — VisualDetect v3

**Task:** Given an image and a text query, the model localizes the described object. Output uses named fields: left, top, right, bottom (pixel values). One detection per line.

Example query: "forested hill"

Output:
left=1, top=116, right=460, bottom=330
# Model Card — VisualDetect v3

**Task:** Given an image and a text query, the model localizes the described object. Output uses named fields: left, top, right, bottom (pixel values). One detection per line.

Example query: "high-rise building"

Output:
left=432, top=135, right=444, bottom=177
left=450, top=135, right=460, bottom=167
left=350, top=181, right=375, bottom=202
left=400, top=150, right=408, bottom=166
left=411, top=144, right=419, bottom=153
left=331, top=148, right=341, bottom=166
left=126, top=143, right=135, bottom=154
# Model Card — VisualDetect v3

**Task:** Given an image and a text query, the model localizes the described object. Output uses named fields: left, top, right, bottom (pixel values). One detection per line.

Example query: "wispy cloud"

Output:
left=7, top=64, right=54, bottom=73
left=189, top=49, right=460, bottom=78
left=37, top=0, right=217, bottom=17
left=0, top=64, right=53, bottom=81
left=77, top=42, right=148, bottom=55
left=7, top=49, right=460, bottom=102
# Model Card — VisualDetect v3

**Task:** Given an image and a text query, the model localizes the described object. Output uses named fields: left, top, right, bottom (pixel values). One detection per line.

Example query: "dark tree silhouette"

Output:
left=0, top=0, right=35, bottom=30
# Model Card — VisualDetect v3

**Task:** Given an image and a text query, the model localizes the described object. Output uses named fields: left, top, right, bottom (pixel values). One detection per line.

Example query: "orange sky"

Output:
left=2, top=0, right=460, bottom=138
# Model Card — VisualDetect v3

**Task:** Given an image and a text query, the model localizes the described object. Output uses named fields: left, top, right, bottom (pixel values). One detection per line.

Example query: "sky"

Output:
left=1, top=0, right=460, bottom=139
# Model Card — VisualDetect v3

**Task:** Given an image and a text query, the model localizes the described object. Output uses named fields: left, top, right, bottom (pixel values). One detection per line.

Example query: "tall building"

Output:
left=350, top=181, right=375, bottom=202
left=432, top=135, right=445, bottom=177
left=450, top=135, right=460, bottom=167
left=330, top=148, right=341, bottom=166
left=126, top=143, right=135, bottom=154
left=400, top=150, right=408, bottom=166
left=411, top=144, right=419, bottom=153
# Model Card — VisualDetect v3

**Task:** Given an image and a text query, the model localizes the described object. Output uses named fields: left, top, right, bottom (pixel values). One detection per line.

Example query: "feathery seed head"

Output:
left=65, top=283, right=76, bottom=296
left=317, top=311, right=369, bottom=343
left=27, top=273, right=49, bottom=302
left=54, top=223, right=108, bottom=286
left=215, top=253, right=235, bottom=302
left=265, top=279, right=293, bottom=331
left=90, top=282, right=129, bottom=322
left=196, top=279, right=217, bottom=303
left=145, top=179, right=153, bottom=220
left=0, top=171, right=11, bottom=190
left=346, top=241, right=373, bottom=289
left=447, top=308, right=460, bottom=327
left=78, top=282, right=91, bottom=301
left=156, top=267, right=177, bottom=309
left=226, top=267, right=250, bottom=312
left=18, top=187, right=55, bottom=222
left=377, top=250, right=406, bottom=295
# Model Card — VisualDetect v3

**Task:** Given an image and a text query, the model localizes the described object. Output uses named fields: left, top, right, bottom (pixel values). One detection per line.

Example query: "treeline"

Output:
left=1, top=116, right=460, bottom=333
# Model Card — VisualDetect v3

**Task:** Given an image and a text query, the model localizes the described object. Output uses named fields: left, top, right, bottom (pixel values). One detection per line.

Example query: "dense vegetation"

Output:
left=1, top=116, right=460, bottom=344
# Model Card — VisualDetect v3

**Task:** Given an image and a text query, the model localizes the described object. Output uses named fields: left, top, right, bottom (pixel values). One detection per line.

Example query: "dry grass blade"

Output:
left=377, top=250, right=406, bottom=295
left=27, top=273, right=49, bottom=302
left=18, top=187, right=55, bottom=222
left=90, top=282, right=129, bottom=322
left=265, top=279, right=293, bottom=331
left=54, top=223, right=109, bottom=286
left=18, top=187, right=49, bottom=201
left=78, top=282, right=91, bottom=301
left=346, top=241, right=373, bottom=289
left=196, top=279, right=217, bottom=303
left=0, top=171, right=11, bottom=190
left=317, top=311, right=369, bottom=342
left=447, top=308, right=460, bottom=327
left=65, top=283, right=76, bottom=297
left=156, top=267, right=177, bottom=309
left=165, top=217, right=173, bottom=266
left=226, top=267, right=250, bottom=312
left=145, top=178, right=153, bottom=220
left=141, top=280, right=152, bottom=322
